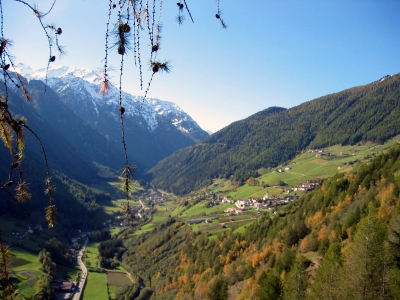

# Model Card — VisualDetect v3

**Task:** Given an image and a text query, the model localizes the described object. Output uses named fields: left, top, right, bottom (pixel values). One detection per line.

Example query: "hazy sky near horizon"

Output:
left=3, top=1, right=400, bottom=132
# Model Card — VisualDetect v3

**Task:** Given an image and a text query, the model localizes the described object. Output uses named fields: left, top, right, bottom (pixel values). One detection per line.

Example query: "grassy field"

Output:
left=83, top=242, right=133, bottom=299
left=10, top=247, right=42, bottom=271
left=7, top=246, right=44, bottom=298
left=84, top=242, right=100, bottom=269
left=131, top=223, right=155, bottom=236
left=17, top=282, right=37, bottom=297
left=110, top=227, right=122, bottom=236
left=181, top=202, right=232, bottom=218
left=229, top=185, right=285, bottom=199
left=170, top=205, right=186, bottom=217
left=82, top=271, right=109, bottom=300
left=208, top=137, right=400, bottom=200
left=84, top=241, right=123, bottom=271
left=82, top=240, right=133, bottom=299
left=152, top=214, right=169, bottom=222
left=234, top=223, right=249, bottom=234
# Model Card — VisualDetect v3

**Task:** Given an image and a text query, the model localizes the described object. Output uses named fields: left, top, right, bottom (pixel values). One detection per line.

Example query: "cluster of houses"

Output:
left=231, top=194, right=299, bottom=212
left=225, top=207, right=244, bottom=216
left=186, top=193, right=301, bottom=225
left=10, top=231, right=28, bottom=240
left=308, top=148, right=326, bottom=154
left=309, top=148, right=336, bottom=157
left=293, top=182, right=319, bottom=191
left=103, top=216, right=137, bottom=228
left=97, top=190, right=166, bottom=228
left=197, top=193, right=301, bottom=218
left=64, top=230, right=90, bottom=262
left=277, top=167, right=291, bottom=173
left=138, top=189, right=170, bottom=203
left=10, top=224, right=43, bottom=241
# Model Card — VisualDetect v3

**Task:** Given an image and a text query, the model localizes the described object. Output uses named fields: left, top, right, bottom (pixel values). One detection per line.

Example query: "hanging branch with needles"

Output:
left=0, top=0, right=61, bottom=228
left=116, top=0, right=137, bottom=218
left=99, top=0, right=227, bottom=221
left=100, top=0, right=115, bottom=95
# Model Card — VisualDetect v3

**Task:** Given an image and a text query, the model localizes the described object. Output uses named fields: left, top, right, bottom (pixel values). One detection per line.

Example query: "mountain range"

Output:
left=11, top=64, right=208, bottom=173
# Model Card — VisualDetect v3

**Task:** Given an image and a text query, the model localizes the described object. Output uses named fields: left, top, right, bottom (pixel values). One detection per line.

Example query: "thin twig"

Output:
left=182, top=0, right=194, bottom=23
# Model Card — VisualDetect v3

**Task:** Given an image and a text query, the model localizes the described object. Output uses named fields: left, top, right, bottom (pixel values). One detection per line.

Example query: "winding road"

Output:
left=72, top=238, right=88, bottom=300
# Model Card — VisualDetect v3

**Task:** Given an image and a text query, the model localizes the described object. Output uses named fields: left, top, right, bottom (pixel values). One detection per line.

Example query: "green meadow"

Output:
left=207, top=137, right=400, bottom=200
left=82, top=271, right=109, bottom=300
left=84, top=241, right=123, bottom=271
left=170, top=205, right=186, bottom=217
left=132, top=223, right=155, bottom=236
left=182, top=202, right=232, bottom=218
left=83, top=242, right=133, bottom=299
left=84, top=241, right=100, bottom=268
left=8, top=247, right=43, bottom=298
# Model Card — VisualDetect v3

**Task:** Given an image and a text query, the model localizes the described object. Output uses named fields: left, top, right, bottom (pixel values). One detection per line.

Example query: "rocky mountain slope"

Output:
left=13, top=64, right=208, bottom=171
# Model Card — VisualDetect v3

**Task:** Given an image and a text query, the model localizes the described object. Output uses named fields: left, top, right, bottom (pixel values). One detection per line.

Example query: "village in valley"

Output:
left=93, top=143, right=383, bottom=234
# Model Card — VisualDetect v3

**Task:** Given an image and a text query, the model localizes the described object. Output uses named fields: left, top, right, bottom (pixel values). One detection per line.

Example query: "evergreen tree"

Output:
left=309, top=242, right=342, bottom=300
left=258, top=270, right=281, bottom=300
left=387, top=209, right=400, bottom=298
left=340, top=206, right=389, bottom=299
left=282, top=256, right=307, bottom=300
left=206, top=275, right=229, bottom=300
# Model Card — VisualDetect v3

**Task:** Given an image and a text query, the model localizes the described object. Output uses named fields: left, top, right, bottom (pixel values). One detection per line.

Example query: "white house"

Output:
left=236, top=200, right=249, bottom=209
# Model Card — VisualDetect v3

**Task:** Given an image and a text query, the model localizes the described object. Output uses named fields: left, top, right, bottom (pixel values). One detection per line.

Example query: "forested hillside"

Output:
left=0, top=80, right=118, bottom=230
left=0, top=155, right=111, bottom=231
left=149, top=74, right=400, bottom=195
left=116, top=143, right=400, bottom=299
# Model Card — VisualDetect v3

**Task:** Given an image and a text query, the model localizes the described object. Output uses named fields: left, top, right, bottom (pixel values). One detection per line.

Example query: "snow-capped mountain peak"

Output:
left=15, top=64, right=208, bottom=141
left=16, top=63, right=100, bottom=84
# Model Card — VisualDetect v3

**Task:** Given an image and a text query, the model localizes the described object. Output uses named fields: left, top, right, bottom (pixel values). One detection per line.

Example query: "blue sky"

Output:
left=3, top=1, right=400, bottom=132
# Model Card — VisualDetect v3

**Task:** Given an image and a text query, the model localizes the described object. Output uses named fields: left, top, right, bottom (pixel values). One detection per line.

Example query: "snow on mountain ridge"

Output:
left=15, top=64, right=203, bottom=135
left=16, top=63, right=100, bottom=84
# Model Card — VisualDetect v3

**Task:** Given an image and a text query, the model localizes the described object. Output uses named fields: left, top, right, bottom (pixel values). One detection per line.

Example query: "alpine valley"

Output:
left=2, top=68, right=400, bottom=300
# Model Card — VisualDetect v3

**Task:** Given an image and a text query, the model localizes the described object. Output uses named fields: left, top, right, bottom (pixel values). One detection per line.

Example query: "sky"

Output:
left=3, top=0, right=400, bottom=133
